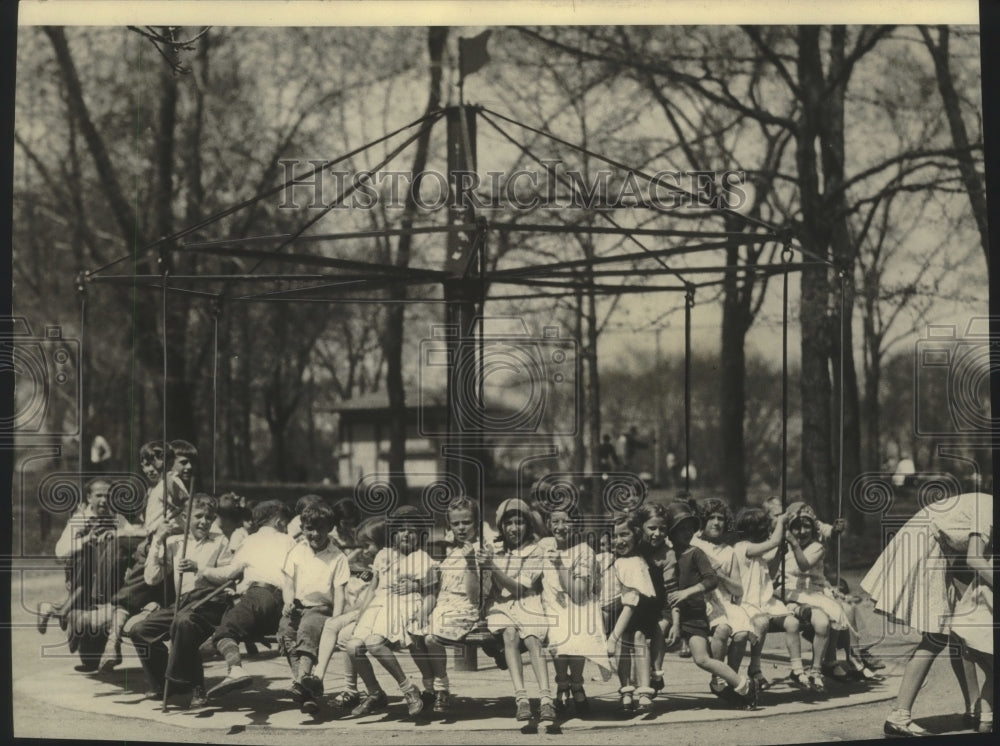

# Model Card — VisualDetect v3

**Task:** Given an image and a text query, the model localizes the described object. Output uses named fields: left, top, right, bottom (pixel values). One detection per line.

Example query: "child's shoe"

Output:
left=350, top=690, right=387, bottom=717
left=805, top=668, right=826, bottom=693
left=300, top=674, right=324, bottom=698
left=433, top=690, right=450, bottom=714
left=207, top=667, right=253, bottom=699
left=635, top=686, right=655, bottom=711
left=859, top=647, right=885, bottom=670
left=419, top=689, right=435, bottom=713
left=978, top=713, right=994, bottom=734
left=538, top=698, right=557, bottom=723
left=97, top=639, right=122, bottom=673
left=748, top=668, right=771, bottom=691
left=189, top=685, right=208, bottom=709
left=618, top=685, right=636, bottom=714
left=402, top=686, right=424, bottom=717
left=333, top=690, right=361, bottom=710
left=679, top=640, right=692, bottom=658
left=650, top=671, right=665, bottom=697
left=36, top=602, right=55, bottom=635
left=788, top=669, right=811, bottom=690
left=514, top=697, right=532, bottom=721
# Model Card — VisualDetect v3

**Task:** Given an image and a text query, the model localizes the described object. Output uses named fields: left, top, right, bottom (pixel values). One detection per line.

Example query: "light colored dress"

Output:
left=485, top=541, right=549, bottom=640
left=691, top=536, right=754, bottom=634
left=732, top=543, right=789, bottom=618
left=429, top=544, right=489, bottom=642
left=539, top=538, right=612, bottom=678
left=861, top=492, right=993, bottom=636
left=351, top=547, right=437, bottom=647
left=947, top=578, right=992, bottom=655
left=776, top=541, right=851, bottom=630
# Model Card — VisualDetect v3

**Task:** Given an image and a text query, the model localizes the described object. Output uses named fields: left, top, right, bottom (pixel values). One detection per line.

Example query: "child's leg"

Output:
left=314, top=612, right=356, bottom=681
left=408, top=636, right=435, bottom=694
left=423, top=635, right=451, bottom=694
left=782, top=615, right=805, bottom=674
left=710, top=623, right=732, bottom=663
left=522, top=634, right=552, bottom=702
left=749, top=615, right=769, bottom=672
left=888, top=632, right=949, bottom=724
left=346, top=638, right=383, bottom=695
left=807, top=609, right=830, bottom=669
left=648, top=619, right=666, bottom=687
left=631, top=630, right=651, bottom=689
left=615, top=633, right=633, bottom=687
left=727, top=632, right=749, bottom=673
left=654, top=619, right=669, bottom=669
left=687, top=635, right=748, bottom=691
left=501, top=627, right=529, bottom=699
left=294, top=607, right=330, bottom=679
left=968, top=648, right=993, bottom=722
left=948, top=634, right=980, bottom=716
left=365, top=636, right=413, bottom=691
left=553, top=655, right=571, bottom=701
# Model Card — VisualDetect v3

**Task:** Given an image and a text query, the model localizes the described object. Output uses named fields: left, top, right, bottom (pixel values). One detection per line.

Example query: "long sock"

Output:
left=217, top=638, right=242, bottom=672
left=790, top=657, right=804, bottom=674
left=514, top=688, right=528, bottom=702
left=110, top=608, right=129, bottom=643
left=433, top=674, right=450, bottom=692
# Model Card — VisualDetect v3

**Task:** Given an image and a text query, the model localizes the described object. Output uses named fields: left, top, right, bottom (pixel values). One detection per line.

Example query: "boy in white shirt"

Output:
left=127, top=495, right=233, bottom=706
left=201, top=500, right=295, bottom=699
left=279, top=502, right=350, bottom=714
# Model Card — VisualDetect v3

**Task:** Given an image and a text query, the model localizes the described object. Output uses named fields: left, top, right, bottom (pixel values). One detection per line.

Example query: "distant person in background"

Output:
left=598, top=434, right=621, bottom=473
left=89, top=434, right=112, bottom=473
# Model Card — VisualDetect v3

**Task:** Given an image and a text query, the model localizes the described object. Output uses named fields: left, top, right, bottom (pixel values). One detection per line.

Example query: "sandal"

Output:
left=806, top=669, right=826, bottom=693
left=859, top=647, right=885, bottom=670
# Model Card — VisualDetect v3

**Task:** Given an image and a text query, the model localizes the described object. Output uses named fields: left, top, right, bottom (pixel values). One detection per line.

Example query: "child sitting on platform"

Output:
left=279, top=501, right=350, bottom=715
left=665, top=501, right=758, bottom=709
left=201, top=500, right=296, bottom=699
left=344, top=506, right=438, bottom=719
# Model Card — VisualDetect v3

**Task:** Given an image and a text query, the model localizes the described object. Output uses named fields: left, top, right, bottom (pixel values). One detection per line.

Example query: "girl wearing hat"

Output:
left=777, top=502, right=856, bottom=689
left=477, top=498, right=554, bottom=724
left=665, top=500, right=758, bottom=708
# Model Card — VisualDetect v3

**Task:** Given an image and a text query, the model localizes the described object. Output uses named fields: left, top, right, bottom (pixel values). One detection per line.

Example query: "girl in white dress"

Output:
left=733, top=507, right=813, bottom=690
left=861, top=491, right=993, bottom=737
left=419, top=496, right=488, bottom=714
left=477, top=498, right=554, bottom=724
left=691, top=497, right=755, bottom=695
left=344, top=506, right=438, bottom=718
left=539, top=505, right=612, bottom=716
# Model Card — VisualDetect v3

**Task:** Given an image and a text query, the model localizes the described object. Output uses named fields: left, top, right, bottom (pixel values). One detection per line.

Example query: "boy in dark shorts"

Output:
left=200, top=500, right=295, bottom=699
left=664, top=501, right=757, bottom=709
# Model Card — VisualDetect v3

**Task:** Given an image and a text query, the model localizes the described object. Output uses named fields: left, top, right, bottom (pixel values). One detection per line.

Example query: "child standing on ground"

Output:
left=539, top=503, right=612, bottom=716
left=691, top=497, right=755, bottom=697
left=345, top=506, right=437, bottom=719
left=605, top=511, right=662, bottom=713
left=279, top=501, right=350, bottom=715
left=477, top=498, right=554, bottom=724
left=665, top=500, right=758, bottom=709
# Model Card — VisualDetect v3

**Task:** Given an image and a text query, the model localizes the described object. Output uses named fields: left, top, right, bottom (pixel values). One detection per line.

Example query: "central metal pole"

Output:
left=443, top=104, right=482, bottom=672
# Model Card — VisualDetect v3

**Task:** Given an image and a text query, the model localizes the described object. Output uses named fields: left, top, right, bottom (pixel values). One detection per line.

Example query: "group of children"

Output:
left=40, top=447, right=890, bottom=724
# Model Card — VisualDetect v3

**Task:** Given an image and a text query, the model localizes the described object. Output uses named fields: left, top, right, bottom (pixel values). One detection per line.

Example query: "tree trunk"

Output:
left=382, top=27, right=448, bottom=493
left=920, top=25, right=989, bottom=267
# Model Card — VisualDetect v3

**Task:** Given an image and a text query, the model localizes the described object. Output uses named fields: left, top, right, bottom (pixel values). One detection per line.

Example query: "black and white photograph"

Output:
left=5, top=1, right=995, bottom=744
